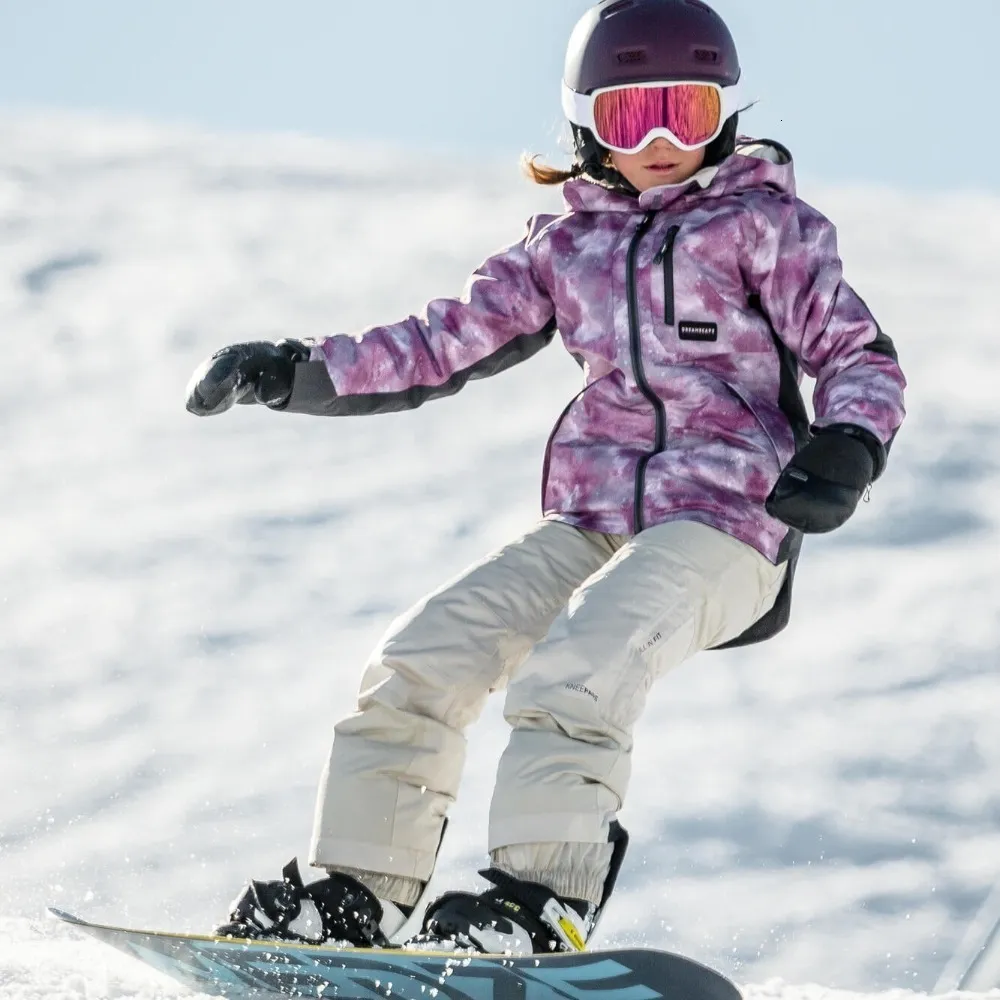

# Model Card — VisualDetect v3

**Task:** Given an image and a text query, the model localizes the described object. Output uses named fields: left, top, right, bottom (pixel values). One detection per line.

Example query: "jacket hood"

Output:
left=561, top=139, right=795, bottom=214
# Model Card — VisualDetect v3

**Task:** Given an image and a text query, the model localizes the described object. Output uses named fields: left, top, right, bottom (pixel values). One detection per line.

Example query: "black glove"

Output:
left=765, top=423, right=884, bottom=534
left=185, top=340, right=309, bottom=416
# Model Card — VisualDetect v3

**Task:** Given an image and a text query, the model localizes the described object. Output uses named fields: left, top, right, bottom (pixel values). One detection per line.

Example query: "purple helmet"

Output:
left=562, top=0, right=742, bottom=181
left=564, top=0, right=741, bottom=95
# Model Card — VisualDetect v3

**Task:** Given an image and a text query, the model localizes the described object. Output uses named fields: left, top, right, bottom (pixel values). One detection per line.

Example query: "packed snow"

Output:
left=1, top=111, right=999, bottom=1000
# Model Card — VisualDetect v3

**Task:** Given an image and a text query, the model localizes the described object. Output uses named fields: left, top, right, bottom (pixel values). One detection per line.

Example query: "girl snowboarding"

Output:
left=186, top=0, right=906, bottom=954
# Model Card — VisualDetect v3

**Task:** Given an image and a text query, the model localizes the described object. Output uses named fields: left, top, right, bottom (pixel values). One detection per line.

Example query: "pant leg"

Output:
left=489, top=521, right=787, bottom=905
left=309, top=518, right=619, bottom=886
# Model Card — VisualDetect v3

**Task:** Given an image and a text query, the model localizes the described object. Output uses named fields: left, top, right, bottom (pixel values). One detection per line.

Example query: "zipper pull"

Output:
left=654, top=225, right=680, bottom=325
left=653, top=226, right=679, bottom=263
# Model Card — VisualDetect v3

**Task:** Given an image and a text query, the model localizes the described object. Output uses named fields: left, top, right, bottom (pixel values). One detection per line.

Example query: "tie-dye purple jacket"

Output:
left=287, top=143, right=906, bottom=563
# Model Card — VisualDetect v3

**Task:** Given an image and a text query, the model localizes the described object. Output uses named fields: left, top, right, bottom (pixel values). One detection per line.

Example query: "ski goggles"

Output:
left=561, top=79, right=743, bottom=153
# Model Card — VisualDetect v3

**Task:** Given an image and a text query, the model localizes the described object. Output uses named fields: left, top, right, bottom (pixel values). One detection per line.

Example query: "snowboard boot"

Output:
left=412, top=822, right=631, bottom=955
left=215, top=858, right=410, bottom=946
left=410, top=868, right=593, bottom=954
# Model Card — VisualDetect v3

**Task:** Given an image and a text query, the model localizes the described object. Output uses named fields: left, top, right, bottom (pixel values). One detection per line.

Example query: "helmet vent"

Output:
left=693, top=47, right=720, bottom=63
left=600, top=0, right=636, bottom=19
left=616, top=47, right=648, bottom=65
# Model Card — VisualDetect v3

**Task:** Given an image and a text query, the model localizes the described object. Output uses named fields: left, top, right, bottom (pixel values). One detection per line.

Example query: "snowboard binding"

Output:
left=413, top=821, right=630, bottom=954
left=216, top=858, right=396, bottom=946
left=415, top=867, right=592, bottom=954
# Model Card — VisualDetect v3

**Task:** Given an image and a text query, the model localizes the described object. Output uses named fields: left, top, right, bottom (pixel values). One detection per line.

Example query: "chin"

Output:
left=644, top=171, right=678, bottom=185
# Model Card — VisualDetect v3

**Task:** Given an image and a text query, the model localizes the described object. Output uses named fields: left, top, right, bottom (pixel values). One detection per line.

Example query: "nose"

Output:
left=646, top=137, right=678, bottom=154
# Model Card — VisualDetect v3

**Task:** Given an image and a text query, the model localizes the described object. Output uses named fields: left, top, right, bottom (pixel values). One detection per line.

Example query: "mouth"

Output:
left=645, top=162, right=679, bottom=172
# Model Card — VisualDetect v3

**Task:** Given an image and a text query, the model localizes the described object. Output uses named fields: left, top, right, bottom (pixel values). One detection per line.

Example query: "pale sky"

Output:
left=1, top=0, right=998, bottom=191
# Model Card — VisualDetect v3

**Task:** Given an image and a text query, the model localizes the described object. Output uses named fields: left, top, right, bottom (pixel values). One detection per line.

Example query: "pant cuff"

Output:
left=490, top=841, right=613, bottom=908
left=494, top=862, right=605, bottom=908
left=328, top=866, right=425, bottom=908
left=310, top=836, right=436, bottom=882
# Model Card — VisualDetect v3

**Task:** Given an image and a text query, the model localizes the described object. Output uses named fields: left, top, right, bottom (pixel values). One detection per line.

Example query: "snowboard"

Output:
left=48, top=907, right=742, bottom=1000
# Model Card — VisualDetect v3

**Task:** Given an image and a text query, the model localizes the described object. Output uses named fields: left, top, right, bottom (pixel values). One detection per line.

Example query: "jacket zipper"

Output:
left=627, top=212, right=666, bottom=533
left=653, top=224, right=680, bottom=325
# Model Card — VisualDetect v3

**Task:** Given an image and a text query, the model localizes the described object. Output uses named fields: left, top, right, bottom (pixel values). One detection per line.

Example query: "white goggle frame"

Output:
left=561, top=79, right=744, bottom=154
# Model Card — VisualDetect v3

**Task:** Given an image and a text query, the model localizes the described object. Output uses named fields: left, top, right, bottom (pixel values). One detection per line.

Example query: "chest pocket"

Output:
left=653, top=225, right=681, bottom=326
left=653, top=224, right=720, bottom=344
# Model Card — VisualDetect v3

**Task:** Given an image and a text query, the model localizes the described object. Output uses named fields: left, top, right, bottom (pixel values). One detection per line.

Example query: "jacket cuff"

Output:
left=813, top=422, right=887, bottom=480
left=280, top=361, right=346, bottom=415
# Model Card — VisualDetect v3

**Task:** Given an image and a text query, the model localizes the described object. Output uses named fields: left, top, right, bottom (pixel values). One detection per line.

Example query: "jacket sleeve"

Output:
left=750, top=197, right=906, bottom=473
left=283, top=221, right=557, bottom=416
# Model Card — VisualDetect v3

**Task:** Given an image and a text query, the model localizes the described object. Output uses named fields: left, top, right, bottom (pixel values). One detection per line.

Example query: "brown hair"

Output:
left=520, top=144, right=620, bottom=186
left=520, top=153, right=584, bottom=186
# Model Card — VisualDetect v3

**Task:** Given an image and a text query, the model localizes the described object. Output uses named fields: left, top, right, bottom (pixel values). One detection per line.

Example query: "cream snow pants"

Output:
left=310, top=518, right=786, bottom=906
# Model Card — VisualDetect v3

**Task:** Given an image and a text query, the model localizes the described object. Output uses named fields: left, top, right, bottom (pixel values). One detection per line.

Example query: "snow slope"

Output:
left=1, top=111, right=999, bottom=998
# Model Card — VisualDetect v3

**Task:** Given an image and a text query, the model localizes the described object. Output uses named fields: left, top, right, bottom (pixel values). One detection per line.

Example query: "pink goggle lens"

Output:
left=593, top=84, right=722, bottom=150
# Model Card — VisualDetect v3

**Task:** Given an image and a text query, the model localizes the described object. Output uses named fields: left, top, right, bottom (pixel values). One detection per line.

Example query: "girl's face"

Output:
left=609, top=138, right=707, bottom=192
